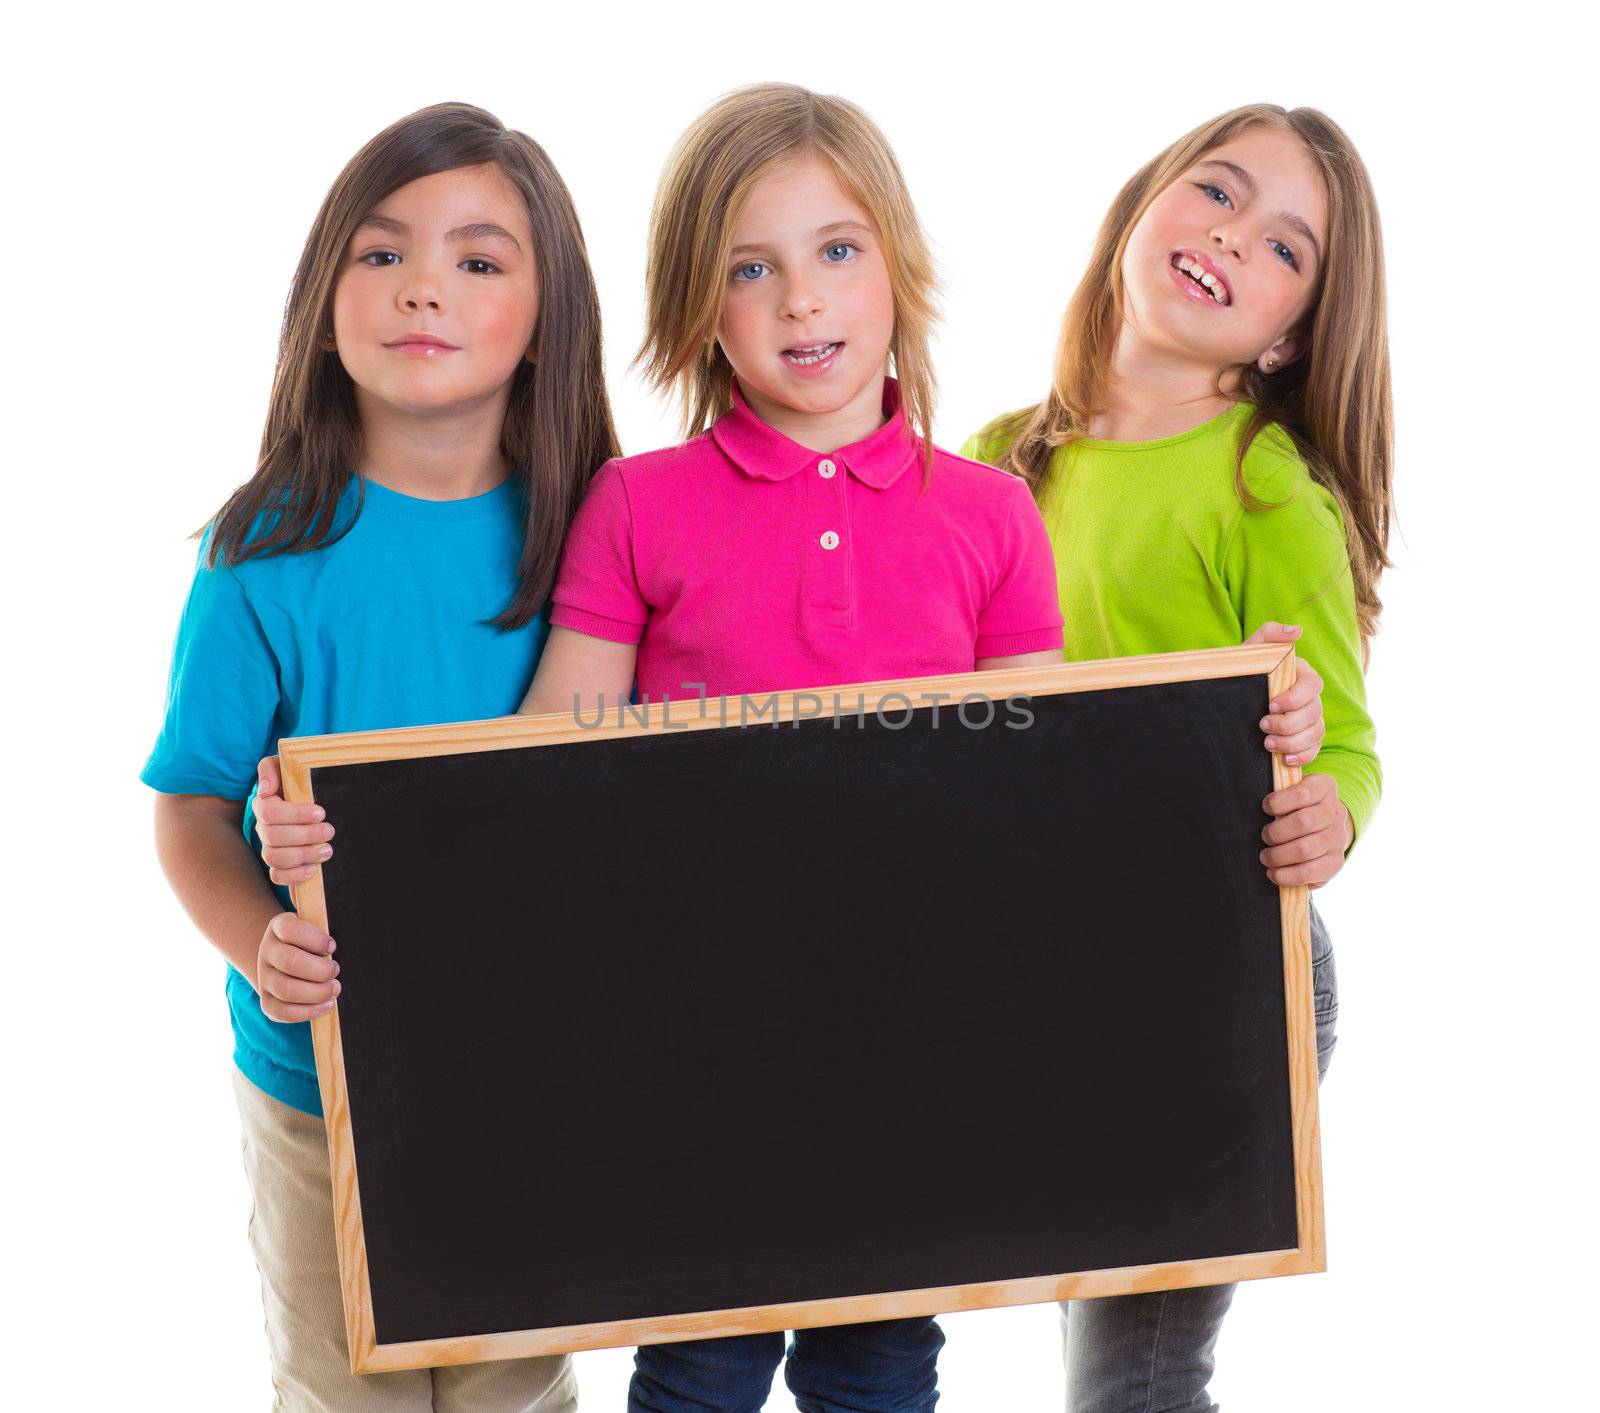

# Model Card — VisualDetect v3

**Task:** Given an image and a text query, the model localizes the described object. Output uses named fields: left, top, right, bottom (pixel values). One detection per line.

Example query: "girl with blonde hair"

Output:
left=542, top=86, right=1064, bottom=1404
left=964, top=103, right=1392, bottom=1411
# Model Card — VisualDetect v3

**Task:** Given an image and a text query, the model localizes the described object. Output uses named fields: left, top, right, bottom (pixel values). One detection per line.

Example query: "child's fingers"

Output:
left=1267, top=660, right=1322, bottom=714
left=1265, top=853, right=1342, bottom=888
left=264, top=969, right=342, bottom=1008
left=254, top=796, right=325, bottom=828
left=1262, top=774, right=1334, bottom=817
left=258, top=821, right=335, bottom=849
left=1260, top=701, right=1320, bottom=739
left=263, top=842, right=333, bottom=873
left=1243, top=621, right=1303, bottom=646
left=262, top=967, right=340, bottom=1012
left=1260, top=829, right=1334, bottom=869
left=269, top=862, right=322, bottom=888
left=260, top=995, right=339, bottom=1023
left=1266, top=719, right=1326, bottom=765
left=1259, top=794, right=1348, bottom=887
left=269, top=911, right=335, bottom=954
left=1261, top=803, right=1340, bottom=847
left=257, top=754, right=283, bottom=798
left=263, top=935, right=339, bottom=983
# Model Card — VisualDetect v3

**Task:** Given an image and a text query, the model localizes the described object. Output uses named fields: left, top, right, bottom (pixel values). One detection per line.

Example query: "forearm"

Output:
left=153, top=794, right=282, bottom=988
left=521, top=673, right=624, bottom=717
left=976, top=648, right=1065, bottom=671
left=519, top=625, right=639, bottom=717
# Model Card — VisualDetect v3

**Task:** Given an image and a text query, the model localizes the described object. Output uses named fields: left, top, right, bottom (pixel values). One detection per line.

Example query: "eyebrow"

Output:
left=451, top=221, right=523, bottom=251
left=1197, top=160, right=1321, bottom=265
left=1200, top=159, right=1258, bottom=197
left=354, top=214, right=523, bottom=252
left=728, top=220, right=875, bottom=260
left=1279, top=213, right=1322, bottom=265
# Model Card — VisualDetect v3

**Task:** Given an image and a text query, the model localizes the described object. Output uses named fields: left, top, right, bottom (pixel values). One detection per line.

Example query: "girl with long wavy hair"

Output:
left=964, top=103, right=1392, bottom=1412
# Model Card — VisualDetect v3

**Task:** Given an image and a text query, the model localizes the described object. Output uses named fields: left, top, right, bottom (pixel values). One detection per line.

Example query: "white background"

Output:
left=5, top=3, right=1595, bottom=1409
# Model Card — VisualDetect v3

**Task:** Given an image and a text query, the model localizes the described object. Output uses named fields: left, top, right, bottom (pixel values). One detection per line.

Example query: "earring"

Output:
left=1265, top=356, right=1277, bottom=370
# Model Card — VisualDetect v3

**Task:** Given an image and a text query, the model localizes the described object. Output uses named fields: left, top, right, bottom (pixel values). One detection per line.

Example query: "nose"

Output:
left=396, top=261, right=444, bottom=314
left=779, top=274, right=824, bottom=323
left=1209, top=221, right=1247, bottom=262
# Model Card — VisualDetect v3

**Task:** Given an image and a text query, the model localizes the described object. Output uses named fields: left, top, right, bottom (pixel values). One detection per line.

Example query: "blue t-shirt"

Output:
left=142, top=477, right=549, bottom=1114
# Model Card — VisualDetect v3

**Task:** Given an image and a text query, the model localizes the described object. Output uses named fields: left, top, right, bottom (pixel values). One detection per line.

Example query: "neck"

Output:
left=1089, top=325, right=1242, bottom=442
left=354, top=386, right=513, bottom=501
left=740, top=369, right=889, bottom=453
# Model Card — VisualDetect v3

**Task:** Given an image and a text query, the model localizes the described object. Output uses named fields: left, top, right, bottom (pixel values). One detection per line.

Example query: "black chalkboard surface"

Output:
left=280, top=647, right=1323, bottom=1373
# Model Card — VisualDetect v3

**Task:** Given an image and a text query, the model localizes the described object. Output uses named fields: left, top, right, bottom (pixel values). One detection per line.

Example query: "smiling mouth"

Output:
left=783, top=341, right=842, bottom=366
left=1171, top=255, right=1230, bottom=306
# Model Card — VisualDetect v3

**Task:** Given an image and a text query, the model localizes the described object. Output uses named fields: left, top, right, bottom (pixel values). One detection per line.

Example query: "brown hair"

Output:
left=996, top=104, right=1393, bottom=653
left=638, top=83, right=940, bottom=467
left=207, top=101, right=619, bottom=629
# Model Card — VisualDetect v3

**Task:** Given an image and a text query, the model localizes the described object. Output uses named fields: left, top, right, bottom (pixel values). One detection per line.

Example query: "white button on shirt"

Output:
left=818, top=458, right=837, bottom=479
left=820, top=531, right=840, bottom=550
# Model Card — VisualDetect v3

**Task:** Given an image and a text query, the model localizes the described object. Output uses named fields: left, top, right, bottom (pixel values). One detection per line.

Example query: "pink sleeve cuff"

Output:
left=973, top=626, right=1065, bottom=660
left=549, top=602, right=647, bottom=646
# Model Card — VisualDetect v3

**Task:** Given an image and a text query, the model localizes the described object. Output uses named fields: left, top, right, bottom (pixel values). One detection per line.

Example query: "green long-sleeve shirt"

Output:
left=961, top=402, right=1380, bottom=841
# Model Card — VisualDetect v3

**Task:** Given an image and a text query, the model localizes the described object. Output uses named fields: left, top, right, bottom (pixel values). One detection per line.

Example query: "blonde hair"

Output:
left=638, top=83, right=940, bottom=467
left=996, top=104, right=1393, bottom=654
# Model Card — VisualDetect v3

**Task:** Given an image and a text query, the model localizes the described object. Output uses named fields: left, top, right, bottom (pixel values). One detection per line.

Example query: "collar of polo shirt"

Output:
left=711, top=377, right=920, bottom=490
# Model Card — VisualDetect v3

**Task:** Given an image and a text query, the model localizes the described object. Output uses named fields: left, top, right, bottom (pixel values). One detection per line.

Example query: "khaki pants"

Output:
left=233, top=1068, right=577, bottom=1412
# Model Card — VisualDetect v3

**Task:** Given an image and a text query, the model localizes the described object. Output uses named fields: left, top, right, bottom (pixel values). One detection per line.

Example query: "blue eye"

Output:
left=460, top=258, right=499, bottom=276
left=823, top=242, right=856, bottom=262
left=732, top=261, right=769, bottom=282
left=1269, top=240, right=1300, bottom=271
left=1196, top=183, right=1232, bottom=208
left=361, top=250, right=400, bottom=267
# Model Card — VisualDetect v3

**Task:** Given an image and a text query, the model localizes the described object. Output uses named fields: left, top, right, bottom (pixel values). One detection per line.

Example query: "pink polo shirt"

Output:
left=550, top=380, right=1064, bottom=700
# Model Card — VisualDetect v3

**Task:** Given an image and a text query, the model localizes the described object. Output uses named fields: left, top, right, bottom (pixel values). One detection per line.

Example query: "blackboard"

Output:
left=280, top=645, right=1322, bottom=1373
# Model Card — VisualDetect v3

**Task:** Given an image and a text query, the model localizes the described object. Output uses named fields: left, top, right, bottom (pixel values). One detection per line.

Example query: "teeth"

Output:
left=1175, top=256, right=1227, bottom=305
left=785, top=342, right=840, bottom=366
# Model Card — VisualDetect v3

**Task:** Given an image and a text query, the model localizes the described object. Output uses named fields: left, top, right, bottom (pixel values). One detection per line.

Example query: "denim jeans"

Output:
left=629, top=1317, right=944, bottom=1413
left=1060, top=901, right=1339, bottom=1412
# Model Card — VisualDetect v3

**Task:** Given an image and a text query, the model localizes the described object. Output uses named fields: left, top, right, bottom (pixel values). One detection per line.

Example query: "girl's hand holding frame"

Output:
left=255, top=755, right=334, bottom=886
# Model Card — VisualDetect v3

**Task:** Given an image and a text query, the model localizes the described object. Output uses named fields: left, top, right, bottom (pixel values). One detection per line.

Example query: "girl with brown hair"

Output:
left=964, top=104, right=1392, bottom=1411
left=141, top=102, right=616, bottom=1409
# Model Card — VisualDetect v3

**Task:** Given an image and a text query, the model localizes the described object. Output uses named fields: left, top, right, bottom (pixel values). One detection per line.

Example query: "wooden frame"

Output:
left=279, top=643, right=1323, bottom=1374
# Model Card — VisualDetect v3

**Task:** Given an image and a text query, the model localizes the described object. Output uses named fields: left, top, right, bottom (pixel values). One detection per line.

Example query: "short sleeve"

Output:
left=974, top=476, right=1065, bottom=659
left=141, top=537, right=283, bottom=800
left=549, top=460, right=649, bottom=645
